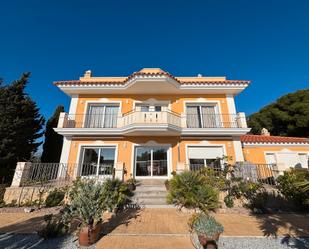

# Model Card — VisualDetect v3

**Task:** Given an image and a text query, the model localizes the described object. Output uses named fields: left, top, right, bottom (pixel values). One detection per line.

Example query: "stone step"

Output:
left=135, top=185, right=167, bottom=192
left=134, top=191, right=167, bottom=197
left=131, top=196, right=168, bottom=205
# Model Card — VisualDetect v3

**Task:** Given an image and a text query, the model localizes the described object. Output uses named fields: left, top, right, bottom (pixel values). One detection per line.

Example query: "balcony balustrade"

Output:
left=57, top=110, right=248, bottom=129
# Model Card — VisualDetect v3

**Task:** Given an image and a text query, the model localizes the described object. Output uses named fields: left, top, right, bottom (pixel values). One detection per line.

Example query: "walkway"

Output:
left=0, top=208, right=308, bottom=248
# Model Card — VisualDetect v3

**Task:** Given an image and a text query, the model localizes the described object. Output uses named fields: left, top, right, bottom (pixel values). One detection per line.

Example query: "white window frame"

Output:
left=83, top=100, right=122, bottom=128
left=185, top=101, right=221, bottom=128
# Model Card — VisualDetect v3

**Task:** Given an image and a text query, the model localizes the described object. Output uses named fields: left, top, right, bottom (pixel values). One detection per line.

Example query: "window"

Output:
left=85, top=104, right=119, bottom=128
left=265, top=153, right=276, bottom=165
left=187, top=146, right=224, bottom=171
left=298, top=153, right=308, bottom=168
left=136, top=103, right=166, bottom=112
left=186, top=104, right=219, bottom=128
left=154, top=106, right=162, bottom=112
left=80, top=147, right=116, bottom=176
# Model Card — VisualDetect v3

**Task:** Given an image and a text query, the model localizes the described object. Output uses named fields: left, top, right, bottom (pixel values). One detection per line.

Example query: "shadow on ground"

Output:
left=101, top=207, right=142, bottom=235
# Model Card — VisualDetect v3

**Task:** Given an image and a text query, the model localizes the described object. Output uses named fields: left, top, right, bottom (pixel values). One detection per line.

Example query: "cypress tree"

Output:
left=0, top=73, right=45, bottom=182
left=41, top=105, right=64, bottom=163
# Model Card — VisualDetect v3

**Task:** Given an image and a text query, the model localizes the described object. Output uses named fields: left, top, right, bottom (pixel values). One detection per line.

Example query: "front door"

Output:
left=135, top=146, right=168, bottom=178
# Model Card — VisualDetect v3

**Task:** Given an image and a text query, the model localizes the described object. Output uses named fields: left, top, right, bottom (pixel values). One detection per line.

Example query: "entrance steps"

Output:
left=131, top=179, right=171, bottom=207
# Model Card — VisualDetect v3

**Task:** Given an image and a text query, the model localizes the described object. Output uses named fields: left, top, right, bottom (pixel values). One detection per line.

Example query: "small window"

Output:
left=155, top=106, right=162, bottom=112
left=140, top=105, right=150, bottom=112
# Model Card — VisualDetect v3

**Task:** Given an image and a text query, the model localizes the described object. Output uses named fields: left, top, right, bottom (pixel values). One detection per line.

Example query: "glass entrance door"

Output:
left=135, top=147, right=168, bottom=177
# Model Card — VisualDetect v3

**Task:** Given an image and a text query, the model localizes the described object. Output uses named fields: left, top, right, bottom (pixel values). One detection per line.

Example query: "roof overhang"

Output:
left=55, top=75, right=250, bottom=96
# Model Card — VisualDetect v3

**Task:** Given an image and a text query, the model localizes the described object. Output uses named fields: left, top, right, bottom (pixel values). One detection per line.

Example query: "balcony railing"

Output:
left=187, top=163, right=280, bottom=186
left=58, top=111, right=247, bottom=129
left=11, top=162, right=124, bottom=187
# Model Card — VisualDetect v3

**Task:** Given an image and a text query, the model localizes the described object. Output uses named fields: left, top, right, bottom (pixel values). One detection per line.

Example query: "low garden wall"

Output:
left=4, top=186, right=55, bottom=205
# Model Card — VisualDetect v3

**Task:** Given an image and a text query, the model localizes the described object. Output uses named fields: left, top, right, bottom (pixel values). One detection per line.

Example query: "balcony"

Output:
left=55, top=111, right=250, bottom=136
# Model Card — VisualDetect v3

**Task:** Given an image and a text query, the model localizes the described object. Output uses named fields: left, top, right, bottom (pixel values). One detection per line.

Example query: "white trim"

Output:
left=84, top=99, right=122, bottom=114
left=183, top=99, right=222, bottom=116
left=55, top=127, right=250, bottom=137
left=131, top=141, right=172, bottom=179
left=243, top=142, right=309, bottom=147
left=56, top=75, right=249, bottom=96
left=233, top=139, right=244, bottom=162
left=59, top=137, right=71, bottom=164
left=69, top=95, right=79, bottom=114
left=226, top=94, right=236, bottom=114
left=75, top=142, right=119, bottom=178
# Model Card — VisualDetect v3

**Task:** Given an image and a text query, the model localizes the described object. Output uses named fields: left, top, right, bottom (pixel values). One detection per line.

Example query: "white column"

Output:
left=11, top=162, right=30, bottom=187
left=226, top=94, right=236, bottom=114
left=57, top=112, right=67, bottom=128
left=233, top=138, right=244, bottom=162
left=69, top=95, right=79, bottom=114
left=114, top=162, right=124, bottom=181
left=59, top=137, right=72, bottom=164
left=237, top=112, right=247, bottom=128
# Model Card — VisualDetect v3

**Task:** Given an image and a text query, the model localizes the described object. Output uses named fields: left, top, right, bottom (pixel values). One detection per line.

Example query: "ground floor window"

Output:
left=135, top=146, right=168, bottom=177
left=187, top=146, right=224, bottom=171
left=80, top=147, right=116, bottom=176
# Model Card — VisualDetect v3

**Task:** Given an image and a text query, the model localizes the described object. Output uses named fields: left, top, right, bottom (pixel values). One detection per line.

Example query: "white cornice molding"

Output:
left=243, top=142, right=309, bottom=147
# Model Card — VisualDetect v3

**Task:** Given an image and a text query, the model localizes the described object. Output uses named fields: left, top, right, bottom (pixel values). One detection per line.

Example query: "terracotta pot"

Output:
left=79, top=221, right=102, bottom=246
left=128, top=183, right=136, bottom=191
left=198, top=233, right=220, bottom=246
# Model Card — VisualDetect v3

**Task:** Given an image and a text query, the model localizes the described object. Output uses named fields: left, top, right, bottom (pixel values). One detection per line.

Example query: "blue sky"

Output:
left=0, top=0, right=308, bottom=120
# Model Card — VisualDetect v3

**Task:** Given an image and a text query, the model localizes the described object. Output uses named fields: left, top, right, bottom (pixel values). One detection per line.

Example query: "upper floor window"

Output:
left=136, top=103, right=165, bottom=112
left=186, top=104, right=220, bottom=128
left=85, top=104, right=119, bottom=128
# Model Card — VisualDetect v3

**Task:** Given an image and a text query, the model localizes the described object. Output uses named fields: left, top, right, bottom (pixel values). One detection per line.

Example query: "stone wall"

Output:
left=4, top=186, right=54, bottom=205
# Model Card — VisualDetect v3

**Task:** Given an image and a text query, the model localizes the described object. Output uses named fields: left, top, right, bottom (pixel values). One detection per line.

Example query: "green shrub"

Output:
left=167, top=171, right=219, bottom=213
left=224, top=195, right=234, bottom=208
left=199, top=167, right=227, bottom=190
left=189, top=213, right=224, bottom=237
left=38, top=214, right=68, bottom=239
left=100, top=178, right=130, bottom=212
left=277, top=170, right=309, bottom=208
left=45, top=188, right=65, bottom=207
left=65, top=180, right=105, bottom=226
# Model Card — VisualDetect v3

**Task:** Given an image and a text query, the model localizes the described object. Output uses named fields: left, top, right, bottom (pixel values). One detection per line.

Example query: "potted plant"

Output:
left=189, top=213, right=223, bottom=246
left=126, top=177, right=137, bottom=192
left=65, top=179, right=105, bottom=246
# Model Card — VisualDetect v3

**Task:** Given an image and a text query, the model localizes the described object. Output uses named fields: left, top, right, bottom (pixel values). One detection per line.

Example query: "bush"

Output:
left=189, top=213, right=224, bottom=237
left=277, top=170, right=309, bottom=208
left=38, top=214, right=68, bottom=239
left=100, top=178, right=131, bottom=212
left=224, top=195, right=234, bottom=208
left=167, top=171, right=219, bottom=213
left=65, top=179, right=105, bottom=226
left=45, top=188, right=65, bottom=207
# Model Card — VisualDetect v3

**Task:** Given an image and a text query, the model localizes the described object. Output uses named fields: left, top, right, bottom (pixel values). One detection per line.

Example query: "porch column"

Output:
left=114, top=162, right=124, bottom=181
left=11, top=162, right=31, bottom=187
left=57, top=137, right=72, bottom=178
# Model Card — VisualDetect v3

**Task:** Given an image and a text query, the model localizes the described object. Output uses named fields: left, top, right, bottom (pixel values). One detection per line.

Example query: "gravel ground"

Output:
left=1, top=233, right=309, bottom=249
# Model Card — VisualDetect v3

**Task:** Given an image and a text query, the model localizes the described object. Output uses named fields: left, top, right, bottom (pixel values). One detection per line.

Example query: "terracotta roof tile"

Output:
left=241, top=135, right=309, bottom=144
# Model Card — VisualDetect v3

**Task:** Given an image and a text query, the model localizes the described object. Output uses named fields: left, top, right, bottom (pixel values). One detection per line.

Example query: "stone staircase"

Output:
left=131, top=179, right=171, bottom=207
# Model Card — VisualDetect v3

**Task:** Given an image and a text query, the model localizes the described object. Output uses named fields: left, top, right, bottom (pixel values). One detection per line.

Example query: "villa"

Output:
left=4, top=68, right=309, bottom=204
left=53, top=68, right=251, bottom=181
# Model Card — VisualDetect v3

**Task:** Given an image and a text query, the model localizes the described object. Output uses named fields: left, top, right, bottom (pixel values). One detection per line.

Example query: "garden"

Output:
left=166, top=165, right=309, bottom=249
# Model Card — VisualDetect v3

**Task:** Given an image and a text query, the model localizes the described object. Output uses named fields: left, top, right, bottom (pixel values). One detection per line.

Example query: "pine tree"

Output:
left=248, top=89, right=309, bottom=137
left=0, top=73, right=45, bottom=182
left=41, top=105, right=64, bottom=163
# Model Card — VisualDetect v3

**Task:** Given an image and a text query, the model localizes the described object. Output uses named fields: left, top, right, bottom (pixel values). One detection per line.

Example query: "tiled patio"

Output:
left=0, top=208, right=308, bottom=249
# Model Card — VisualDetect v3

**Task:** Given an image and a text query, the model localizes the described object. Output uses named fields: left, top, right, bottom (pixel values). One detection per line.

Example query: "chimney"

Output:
left=84, top=70, right=92, bottom=78
left=261, top=128, right=270, bottom=136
